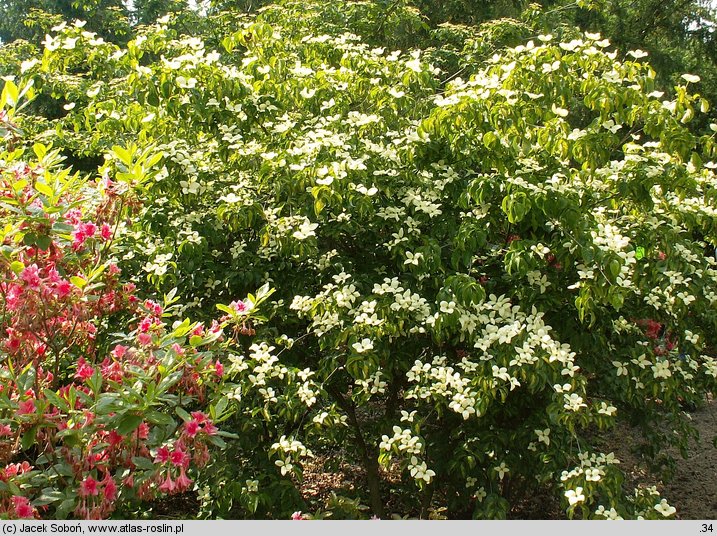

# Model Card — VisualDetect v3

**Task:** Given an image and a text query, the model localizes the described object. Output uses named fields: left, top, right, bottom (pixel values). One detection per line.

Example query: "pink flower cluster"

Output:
left=0, top=156, right=229, bottom=520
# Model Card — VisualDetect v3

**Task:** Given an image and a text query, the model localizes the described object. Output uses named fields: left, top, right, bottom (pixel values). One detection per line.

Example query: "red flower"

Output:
left=645, top=320, right=662, bottom=339
left=79, top=476, right=100, bottom=497
left=138, top=317, right=153, bottom=333
left=158, top=473, right=176, bottom=494
left=65, top=208, right=83, bottom=225
left=20, top=264, right=42, bottom=290
left=5, top=334, right=21, bottom=354
left=137, top=332, right=152, bottom=346
left=215, top=360, right=224, bottom=377
left=107, top=430, right=123, bottom=447
left=101, top=359, right=124, bottom=382
left=100, top=223, right=112, bottom=241
left=203, top=422, right=218, bottom=436
left=143, top=300, right=163, bottom=316
left=55, top=279, right=73, bottom=298
left=155, top=446, right=170, bottom=464
left=190, top=411, right=208, bottom=424
left=101, top=473, right=117, bottom=501
left=229, top=300, right=249, bottom=313
left=12, top=496, right=34, bottom=519
left=111, top=344, right=128, bottom=359
left=17, top=398, right=36, bottom=415
left=75, top=358, right=95, bottom=381
left=72, top=230, right=87, bottom=250
left=191, top=324, right=205, bottom=337
left=170, top=449, right=187, bottom=468
left=137, top=422, right=149, bottom=440
left=174, top=466, right=192, bottom=492
left=80, top=222, right=98, bottom=238
left=184, top=420, right=200, bottom=438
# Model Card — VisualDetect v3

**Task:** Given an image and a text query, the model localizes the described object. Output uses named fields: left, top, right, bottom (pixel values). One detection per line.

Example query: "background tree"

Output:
left=0, top=0, right=132, bottom=44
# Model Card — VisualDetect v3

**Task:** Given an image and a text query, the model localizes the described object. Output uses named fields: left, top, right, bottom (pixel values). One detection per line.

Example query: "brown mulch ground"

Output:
left=605, top=399, right=717, bottom=520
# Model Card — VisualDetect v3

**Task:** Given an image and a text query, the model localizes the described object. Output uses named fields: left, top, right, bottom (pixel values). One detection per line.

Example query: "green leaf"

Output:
left=55, top=498, right=75, bottom=519
left=212, top=396, right=228, bottom=420
left=171, top=318, right=192, bottom=338
left=70, top=276, right=87, bottom=289
left=501, top=192, right=531, bottom=224
left=13, top=179, right=28, bottom=192
left=36, top=235, right=51, bottom=250
left=35, top=182, right=53, bottom=197
left=216, top=304, right=235, bottom=315
left=207, top=435, right=227, bottom=448
left=111, top=145, right=133, bottom=166
left=43, top=389, right=69, bottom=412
left=175, top=407, right=192, bottom=422
left=10, top=261, right=24, bottom=274
left=116, top=414, right=143, bottom=435
left=33, top=489, right=64, bottom=507
left=607, top=258, right=621, bottom=280
left=2, top=80, right=19, bottom=107
left=145, top=410, right=174, bottom=426
left=131, top=456, right=156, bottom=470
left=33, top=143, right=47, bottom=160
left=21, top=425, right=38, bottom=450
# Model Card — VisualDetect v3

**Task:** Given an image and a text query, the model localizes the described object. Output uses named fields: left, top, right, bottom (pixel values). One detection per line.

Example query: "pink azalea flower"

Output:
left=170, top=449, right=187, bottom=468
left=75, top=358, right=95, bottom=381
left=191, top=324, right=205, bottom=337
left=72, top=230, right=87, bottom=250
left=100, top=223, right=113, bottom=241
left=229, top=300, right=249, bottom=314
left=137, top=332, right=152, bottom=346
left=20, top=264, right=42, bottom=290
left=184, top=420, right=199, bottom=438
left=190, top=411, right=208, bottom=423
left=158, top=473, right=176, bottom=494
left=55, top=279, right=73, bottom=298
left=12, top=496, right=33, bottom=519
left=111, top=344, right=128, bottom=359
left=79, top=476, right=100, bottom=497
left=203, top=422, right=218, bottom=436
left=80, top=222, right=97, bottom=237
left=137, top=423, right=149, bottom=439
left=107, top=430, right=123, bottom=447
left=174, top=467, right=193, bottom=492
left=102, top=474, right=117, bottom=501
left=16, top=398, right=36, bottom=415
left=138, top=317, right=153, bottom=333
left=155, top=446, right=171, bottom=463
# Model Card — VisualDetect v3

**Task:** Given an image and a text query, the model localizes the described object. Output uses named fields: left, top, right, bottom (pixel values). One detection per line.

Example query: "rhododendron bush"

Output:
left=1, top=0, right=717, bottom=520
left=0, top=97, right=294, bottom=518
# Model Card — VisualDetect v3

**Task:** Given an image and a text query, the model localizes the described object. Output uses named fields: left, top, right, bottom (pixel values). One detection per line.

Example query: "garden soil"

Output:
left=609, top=399, right=717, bottom=520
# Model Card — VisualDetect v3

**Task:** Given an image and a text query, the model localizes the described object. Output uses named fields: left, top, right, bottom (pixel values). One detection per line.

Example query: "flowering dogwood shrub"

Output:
left=1, top=0, right=717, bottom=519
